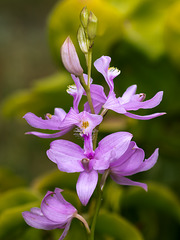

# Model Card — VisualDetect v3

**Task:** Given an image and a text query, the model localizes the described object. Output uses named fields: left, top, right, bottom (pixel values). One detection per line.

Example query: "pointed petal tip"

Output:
left=155, top=148, right=159, bottom=153
left=23, top=112, right=30, bottom=118
left=76, top=171, right=98, bottom=206
left=58, top=220, right=72, bottom=240
left=143, top=184, right=148, bottom=192
left=81, top=199, right=88, bottom=206
left=125, top=112, right=166, bottom=120
left=25, top=131, right=37, bottom=136
left=135, top=182, right=148, bottom=191
left=54, top=188, right=64, bottom=193
left=22, top=211, right=27, bottom=217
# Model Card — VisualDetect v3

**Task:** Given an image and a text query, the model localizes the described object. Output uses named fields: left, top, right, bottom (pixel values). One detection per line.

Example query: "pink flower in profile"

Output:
left=108, top=141, right=159, bottom=190
left=61, top=37, right=83, bottom=76
left=22, top=188, right=77, bottom=240
left=94, top=56, right=166, bottom=120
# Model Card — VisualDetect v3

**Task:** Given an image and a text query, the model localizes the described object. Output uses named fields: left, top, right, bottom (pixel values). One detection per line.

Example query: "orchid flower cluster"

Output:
left=22, top=7, right=165, bottom=240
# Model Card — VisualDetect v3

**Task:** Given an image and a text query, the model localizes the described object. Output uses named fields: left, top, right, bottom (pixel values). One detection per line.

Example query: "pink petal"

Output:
left=110, top=174, right=148, bottom=191
left=112, top=144, right=145, bottom=176
left=54, top=108, right=67, bottom=120
left=90, top=84, right=107, bottom=104
left=138, top=148, right=159, bottom=172
left=137, top=91, right=164, bottom=109
left=47, top=140, right=85, bottom=173
left=59, top=220, right=72, bottom=240
left=23, top=112, right=61, bottom=130
left=121, top=85, right=137, bottom=103
left=76, top=170, right=98, bottom=206
left=103, top=93, right=126, bottom=114
left=123, top=91, right=164, bottom=111
left=124, top=112, right=166, bottom=120
left=60, top=108, right=80, bottom=128
left=41, top=192, right=76, bottom=224
left=25, top=128, right=72, bottom=138
left=94, top=56, right=120, bottom=92
left=95, top=132, right=133, bottom=162
left=94, top=56, right=111, bottom=82
left=69, top=75, right=84, bottom=112
left=84, top=84, right=107, bottom=114
left=107, top=67, right=121, bottom=91
left=22, top=210, right=61, bottom=230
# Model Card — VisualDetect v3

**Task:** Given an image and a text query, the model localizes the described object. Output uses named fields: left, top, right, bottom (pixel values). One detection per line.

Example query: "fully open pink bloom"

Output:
left=23, top=107, right=102, bottom=138
left=47, top=132, right=133, bottom=205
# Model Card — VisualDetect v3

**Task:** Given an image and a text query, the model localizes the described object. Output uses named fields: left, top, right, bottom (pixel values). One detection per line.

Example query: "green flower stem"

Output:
left=88, top=169, right=110, bottom=240
left=78, top=73, right=87, bottom=90
left=100, top=169, right=110, bottom=191
left=74, top=213, right=91, bottom=234
left=100, top=108, right=108, bottom=117
left=86, top=88, right=95, bottom=114
left=79, top=45, right=107, bottom=239
left=93, top=126, right=99, bottom=150
left=88, top=184, right=103, bottom=240
left=87, top=48, right=92, bottom=89
left=79, top=74, right=95, bottom=114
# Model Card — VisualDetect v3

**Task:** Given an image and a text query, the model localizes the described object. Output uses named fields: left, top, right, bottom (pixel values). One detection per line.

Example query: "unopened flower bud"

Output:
left=77, top=25, right=89, bottom=54
left=80, top=6, right=89, bottom=29
left=61, top=36, right=83, bottom=76
left=87, top=11, right=98, bottom=40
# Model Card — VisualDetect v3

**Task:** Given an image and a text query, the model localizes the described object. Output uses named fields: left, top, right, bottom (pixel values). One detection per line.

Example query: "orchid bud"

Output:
left=77, top=25, right=89, bottom=54
left=87, top=11, right=98, bottom=40
left=80, top=6, right=89, bottom=29
left=61, top=36, right=83, bottom=76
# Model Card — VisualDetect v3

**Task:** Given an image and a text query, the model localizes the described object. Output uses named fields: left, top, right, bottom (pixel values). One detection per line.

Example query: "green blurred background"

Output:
left=0, top=0, right=180, bottom=239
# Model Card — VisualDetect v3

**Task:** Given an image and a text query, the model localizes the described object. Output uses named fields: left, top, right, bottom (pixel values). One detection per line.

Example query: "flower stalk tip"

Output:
left=87, top=11, right=98, bottom=41
left=80, top=6, right=89, bottom=29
